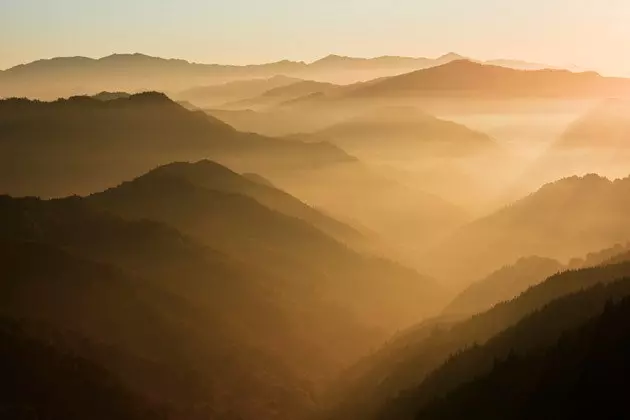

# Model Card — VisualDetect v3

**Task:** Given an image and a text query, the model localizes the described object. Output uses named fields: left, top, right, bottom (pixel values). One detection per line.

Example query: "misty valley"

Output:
left=2, top=51, right=630, bottom=420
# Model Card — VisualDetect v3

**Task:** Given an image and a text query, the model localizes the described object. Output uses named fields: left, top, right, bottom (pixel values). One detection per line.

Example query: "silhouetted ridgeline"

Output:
left=0, top=93, right=354, bottom=197
left=0, top=52, right=550, bottom=99
left=416, top=292, right=630, bottom=420
left=0, top=159, right=449, bottom=419
left=324, top=254, right=630, bottom=420
left=423, top=173, right=630, bottom=284
left=443, top=256, right=563, bottom=317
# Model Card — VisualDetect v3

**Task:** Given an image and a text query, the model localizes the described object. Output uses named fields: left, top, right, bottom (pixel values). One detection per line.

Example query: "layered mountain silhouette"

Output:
left=415, top=295, right=630, bottom=419
left=88, top=161, right=447, bottom=327
left=389, top=277, right=630, bottom=420
left=442, top=256, right=563, bottom=317
left=0, top=92, right=353, bottom=197
left=0, top=167, right=443, bottom=420
left=0, top=53, right=569, bottom=100
left=325, top=251, right=630, bottom=420
left=304, top=106, right=498, bottom=159
left=223, top=80, right=339, bottom=110
left=337, top=60, right=630, bottom=100
left=423, top=173, right=630, bottom=284
left=176, top=75, right=301, bottom=108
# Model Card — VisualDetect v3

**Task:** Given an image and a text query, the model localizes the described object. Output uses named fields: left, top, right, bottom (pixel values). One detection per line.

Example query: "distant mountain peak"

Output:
left=127, top=91, right=174, bottom=103
left=437, top=52, right=467, bottom=61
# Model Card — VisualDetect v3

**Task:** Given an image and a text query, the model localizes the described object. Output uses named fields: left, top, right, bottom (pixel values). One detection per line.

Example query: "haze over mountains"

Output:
left=3, top=45, right=630, bottom=420
left=0, top=52, right=582, bottom=100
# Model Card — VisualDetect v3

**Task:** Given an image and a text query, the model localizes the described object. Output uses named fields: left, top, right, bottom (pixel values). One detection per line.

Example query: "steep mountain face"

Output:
left=88, top=162, right=446, bottom=328
left=423, top=174, right=630, bottom=284
left=416, top=296, right=630, bottom=420
left=128, top=160, right=362, bottom=243
left=442, top=256, right=563, bottom=317
left=0, top=193, right=415, bottom=420
left=175, top=75, right=301, bottom=108
left=341, top=60, right=630, bottom=100
left=324, top=257, right=630, bottom=420
left=393, top=279, right=630, bottom=420
left=0, top=93, right=353, bottom=197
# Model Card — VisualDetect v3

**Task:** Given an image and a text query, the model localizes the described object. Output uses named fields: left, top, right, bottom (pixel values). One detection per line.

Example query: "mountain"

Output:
left=517, top=99, right=630, bottom=190
left=87, top=162, right=447, bottom=328
left=308, top=106, right=498, bottom=160
left=324, top=253, right=630, bottom=420
left=485, top=58, right=568, bottom=71
left=261, top=160, right=470, bottom=265
left=416, top=295, right=630, bottom=420
left=0, top=53, right=306, bottom=99
left=394, top=279, right=630, bottom=420
left=0, top=92, right=354, bottom=197
left=423, top=173, right=630, bottom=284
left=135, top=160, right=362, bottom=242
left=0, top=189, right=437, bottom=419
left=556, top=99, right=630, bottom=149
left=340, top=60, right=630, bottom=99
left=0, top=316, right=162, bottom=420
left=92, top=91, right=131, bottom=101
left=175, top=75, right=301, bottom=107
left=0, top=52, right=568, bottom=100
left=223, top=80, right=339, bottom=110
left=442, top=256, right=563, bottom=317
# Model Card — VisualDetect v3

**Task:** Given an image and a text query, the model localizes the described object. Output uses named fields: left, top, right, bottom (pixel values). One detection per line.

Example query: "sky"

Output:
left=2, top=0, right=630, bottom=75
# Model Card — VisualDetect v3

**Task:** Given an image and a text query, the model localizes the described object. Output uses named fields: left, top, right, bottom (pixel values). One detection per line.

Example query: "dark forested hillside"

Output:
left=381, top=277, right=630, bottom=420
left=416, top=292, right=630, bottom=420
left=443, top=256, right=563, bottom=316
left=325, top=257, right=630, bottom=420
left=0, top=318, right=164, bottom=420
left=0, top=157, right=446, bottom=420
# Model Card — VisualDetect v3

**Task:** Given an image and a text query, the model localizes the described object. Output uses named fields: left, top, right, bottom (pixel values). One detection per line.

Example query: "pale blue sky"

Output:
left=2, top=0, right=630, bottom=74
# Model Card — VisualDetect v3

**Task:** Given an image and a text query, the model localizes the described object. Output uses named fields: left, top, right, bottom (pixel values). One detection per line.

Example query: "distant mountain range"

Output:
left=0, top=52, right=583, bottom=99
left=321, top=60, right=630, bottom=101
